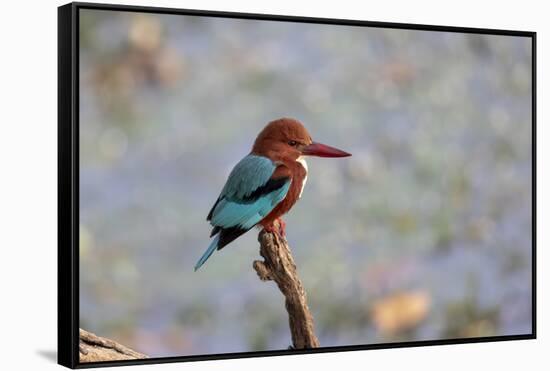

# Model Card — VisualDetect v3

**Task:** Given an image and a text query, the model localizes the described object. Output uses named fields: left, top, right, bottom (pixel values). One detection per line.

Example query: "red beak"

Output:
left=301, top=141, right=351, bottom=158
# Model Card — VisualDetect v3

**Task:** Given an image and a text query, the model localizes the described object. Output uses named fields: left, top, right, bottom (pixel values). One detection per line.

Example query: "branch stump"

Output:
left=79, top=328, right=147, bottom=362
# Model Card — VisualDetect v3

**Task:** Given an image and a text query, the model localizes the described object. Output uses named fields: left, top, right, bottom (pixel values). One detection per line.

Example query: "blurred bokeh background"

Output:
left=79, top=9, right=533, bottom=357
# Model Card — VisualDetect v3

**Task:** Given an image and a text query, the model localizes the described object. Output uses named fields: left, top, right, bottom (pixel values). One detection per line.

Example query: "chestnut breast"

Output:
left=260, top=159, right=308, bottom=227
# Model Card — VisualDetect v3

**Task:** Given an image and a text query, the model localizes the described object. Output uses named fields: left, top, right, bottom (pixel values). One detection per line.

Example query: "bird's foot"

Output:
left=275, top=218, right=286, bottom=238
left=263, top=224, right=276, bottom=234
left=263, top=219, right=286, bottom=239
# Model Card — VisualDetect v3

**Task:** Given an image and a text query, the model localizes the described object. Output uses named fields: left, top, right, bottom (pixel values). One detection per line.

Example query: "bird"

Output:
left=194, top=118, right=351, bottom=271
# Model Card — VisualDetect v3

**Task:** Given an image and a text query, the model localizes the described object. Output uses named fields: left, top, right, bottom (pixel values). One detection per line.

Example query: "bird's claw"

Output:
left=276, top=218, right=287, bottom=238
left=277, top=218, right=286, bottom=239
left=263, top=219, right=287, bottom=239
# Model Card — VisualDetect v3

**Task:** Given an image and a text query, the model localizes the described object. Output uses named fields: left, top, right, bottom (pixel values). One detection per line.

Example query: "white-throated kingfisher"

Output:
left=195, top=118, right=351, bottom=271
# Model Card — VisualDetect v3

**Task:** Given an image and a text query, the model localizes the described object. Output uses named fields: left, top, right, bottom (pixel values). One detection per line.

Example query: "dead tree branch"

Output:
left=253, top=223, right=320, bottom=349
left=79, top=328, right=147, bottom=363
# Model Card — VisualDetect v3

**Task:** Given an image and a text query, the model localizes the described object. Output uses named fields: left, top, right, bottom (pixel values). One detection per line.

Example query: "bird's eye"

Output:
left=288, top=140, right=298, bottom=146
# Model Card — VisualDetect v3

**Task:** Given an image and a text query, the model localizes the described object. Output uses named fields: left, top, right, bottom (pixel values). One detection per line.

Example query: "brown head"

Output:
left=252, top=118, right=351, bottom=162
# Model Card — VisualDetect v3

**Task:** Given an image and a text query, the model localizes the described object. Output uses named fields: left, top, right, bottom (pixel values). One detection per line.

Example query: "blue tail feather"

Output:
left=194, top=235, right=220, bottom=271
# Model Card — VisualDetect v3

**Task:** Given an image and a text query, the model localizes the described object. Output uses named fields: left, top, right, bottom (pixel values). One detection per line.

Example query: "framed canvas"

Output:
left=58, top=2, right=536, bottom=368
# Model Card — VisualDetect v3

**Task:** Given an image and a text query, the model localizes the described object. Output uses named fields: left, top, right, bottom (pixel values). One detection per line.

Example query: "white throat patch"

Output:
left=296, top=156, right=308, bottom=198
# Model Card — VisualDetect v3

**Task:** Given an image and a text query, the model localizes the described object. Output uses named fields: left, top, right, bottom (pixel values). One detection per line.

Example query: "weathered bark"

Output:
left=253, top=223, right=320, bottom=349
left=79, top=328, right=147, bottom=363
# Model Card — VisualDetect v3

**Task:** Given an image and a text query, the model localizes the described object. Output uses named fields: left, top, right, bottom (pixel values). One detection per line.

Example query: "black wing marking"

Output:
left=242, top=177, right=290, bottom=202
left=217, top=226, right=249, bottom=251
left=207, top=177, right=290, bottom=249
left=207, top=196, right=221, bottom=221
left=207, top=176, right=289, bottom=222
left=210, top=226, right=221, bottom=237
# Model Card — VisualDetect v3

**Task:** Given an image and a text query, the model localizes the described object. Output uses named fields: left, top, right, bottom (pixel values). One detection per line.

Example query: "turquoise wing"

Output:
left=196, top=155, right=290, bottom=271
left=208, top=154, right=291, bottom=230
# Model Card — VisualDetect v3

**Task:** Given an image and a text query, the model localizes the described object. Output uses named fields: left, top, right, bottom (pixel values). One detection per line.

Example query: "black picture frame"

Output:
left=58, top=2, right=537, bottom=368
